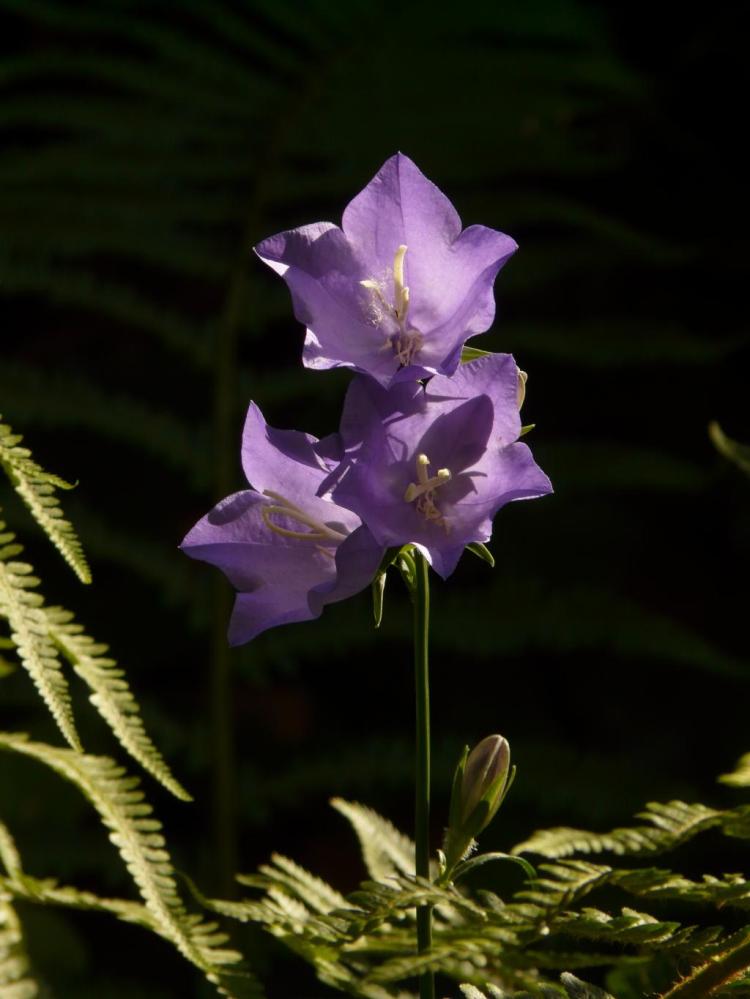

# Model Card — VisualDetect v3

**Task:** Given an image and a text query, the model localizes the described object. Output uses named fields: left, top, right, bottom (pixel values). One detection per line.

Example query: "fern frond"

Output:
left=331, top=798, right=417, bottom=880
left=241, top=854, right=346, bottom=916
left=720, top=752, right=750, bottom=788
left=44, top=605, right=191, bottom=800
left=0, top=734, right=259, bottom=998
left=710, top=422, right=750, bottom=476
left=559, top=975, right=616, bottom=999
left=0, top=523, right=80, bottom=749
left=513, top=802, right=723, bottom=858
left=0, top=891, right=39, bottom=999
left=613, top=867, right=750, bottom=911
left=0, top=416, right=90, bottom=582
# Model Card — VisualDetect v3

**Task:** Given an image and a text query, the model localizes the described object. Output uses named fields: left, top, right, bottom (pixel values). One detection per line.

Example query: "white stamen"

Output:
left=404, top=454, right=452, bottom=531
left=261, top=490, right=347, bottom=544
left=393, top=244, right=409, bottom=320
left=360, top=245, right=424, bottom=367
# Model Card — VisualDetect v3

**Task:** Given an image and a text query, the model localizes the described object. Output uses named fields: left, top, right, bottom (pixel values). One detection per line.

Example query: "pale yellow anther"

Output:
left=404, top=454, right=452, bottom=504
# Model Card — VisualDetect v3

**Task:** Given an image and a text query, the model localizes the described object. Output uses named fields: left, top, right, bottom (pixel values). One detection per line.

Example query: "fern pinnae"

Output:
left=0, top=524, right=81, bottom=750
left=0, top=734, right=257, bottom=998
left=513, top=802, right=724, bottom=859
left=331, top=798, right=417, bottom=880
left=0, top=891, right=39, bottom=999
left=256, top=854, right=347, bottom=914
left=0, top=416, right=90, bottom=583
left=45, top=605, right=191, bottom=801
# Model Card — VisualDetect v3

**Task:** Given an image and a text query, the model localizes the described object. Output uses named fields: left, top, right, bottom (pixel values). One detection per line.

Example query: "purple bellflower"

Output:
left=329, top=353, right=552, bottom=579
left=181, top=403, right=384, bottom=645
left=255, top=153, right=517, bottom=388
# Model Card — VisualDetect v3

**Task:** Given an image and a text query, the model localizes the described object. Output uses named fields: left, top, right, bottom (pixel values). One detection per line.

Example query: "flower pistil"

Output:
left=361, top=245, right=424, bottom=367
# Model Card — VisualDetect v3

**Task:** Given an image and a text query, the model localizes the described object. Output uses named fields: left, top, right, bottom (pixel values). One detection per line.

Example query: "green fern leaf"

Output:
left=0, top=522, right=81, bottom=750
left=710, top=422, right=750, bottom=476
left=560, top=974, right=616, bottom=999
left=719, top=752, right=750, bottom=788
left=331, top=798, right=417, bottom=880
left=0, top=734, right=260, bottom=998
left=0, top=892, right=39, bottom=999
left=513, top=802, right=723, bottom=858
left=242, top=854, right=346, bottom=916
left=44, top=605, right=190, bottom=800
left=0, top=416, right=90, bottom=583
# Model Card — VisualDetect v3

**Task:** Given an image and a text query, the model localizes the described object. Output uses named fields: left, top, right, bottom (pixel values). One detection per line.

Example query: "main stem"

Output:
left=412, top=551, right=434, bottom=999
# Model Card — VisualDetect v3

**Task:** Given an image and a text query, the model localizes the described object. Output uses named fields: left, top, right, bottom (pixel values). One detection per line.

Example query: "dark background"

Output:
left=1, top=2, right=748, bottom=995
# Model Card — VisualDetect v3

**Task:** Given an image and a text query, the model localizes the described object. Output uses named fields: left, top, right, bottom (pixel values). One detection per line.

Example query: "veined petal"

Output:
left=330, top=355, right=552, bottom=578
left=254, top=153, right=517, bottom=387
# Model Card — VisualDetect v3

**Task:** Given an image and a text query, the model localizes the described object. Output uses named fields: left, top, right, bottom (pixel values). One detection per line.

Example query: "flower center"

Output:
left=361, top=245, right=424, bottom=366
left=404, top=453, right=451, bottom=530
left=261, top=490, right=348, bottom=553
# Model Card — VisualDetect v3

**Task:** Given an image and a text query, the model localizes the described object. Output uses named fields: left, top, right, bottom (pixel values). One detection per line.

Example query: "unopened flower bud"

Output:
left=442, top=734, right=514, bottom=878
left=517, top=369, right=528, bottom=409
left=460, top=734, right=511, bottom=832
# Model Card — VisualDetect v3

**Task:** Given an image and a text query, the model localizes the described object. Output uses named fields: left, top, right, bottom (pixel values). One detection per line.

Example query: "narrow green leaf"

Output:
left=453, top=851, right=536, bottom=884
left=372, top=572, right=387, bottom=628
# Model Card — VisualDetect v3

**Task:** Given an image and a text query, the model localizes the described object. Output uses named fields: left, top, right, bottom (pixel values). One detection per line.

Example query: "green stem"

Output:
left=412, top=551, right=434, bottom=999
left=661, top=932, right=750, bottom=998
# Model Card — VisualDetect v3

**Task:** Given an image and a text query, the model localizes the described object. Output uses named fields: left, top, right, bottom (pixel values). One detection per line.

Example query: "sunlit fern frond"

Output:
left=238, top=854, right=346, bottom=916
left=44, top=605, right=190, bottom=800
left=719, top=752, right=750, bottom=788
left=513, top=801, right=725, bottom=859
left=0, top=416, right=90, bottom=583
left=0, top=891, right=40, bottom=999
left=331, top=798, right=418, bottom=880
left=0, top=734, right=261, bottom=998
left=709, top=422, right=750, bottom=477
left=0, top=816, right=151, bottom=931
left=0, top=519, right=80, bottom=749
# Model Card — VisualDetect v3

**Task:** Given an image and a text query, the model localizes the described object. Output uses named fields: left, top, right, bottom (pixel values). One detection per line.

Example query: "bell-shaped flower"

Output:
left=329, top=353, right=552, bottom=578
left=180, top=403, right=384, bottom=645
left=255, top=153, right=517, bottom=388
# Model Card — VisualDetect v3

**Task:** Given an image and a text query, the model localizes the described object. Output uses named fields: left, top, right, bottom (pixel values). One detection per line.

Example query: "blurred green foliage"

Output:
left=0, top=0, right=748, bottom=995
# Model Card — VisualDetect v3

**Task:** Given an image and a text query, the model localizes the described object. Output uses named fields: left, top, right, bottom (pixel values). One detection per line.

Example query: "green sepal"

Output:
left=461, top=346, right=492, bottom=363
left=466, top=542, right=495, bottom=567
left=451, top=850, right=536, bottom=884
left=519, top=423, right=535, bottom=437
left=372, top=572, right=387, bottom=628
left=369, top=548, right=400, bottom=627
left=396, top=546, right=417, bottom=591
left=448, top=745, right=470, bottom=832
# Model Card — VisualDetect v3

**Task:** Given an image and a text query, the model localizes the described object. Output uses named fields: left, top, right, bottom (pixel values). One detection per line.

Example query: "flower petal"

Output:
left=180, top=490, right=340, bottom=644
left=308, top=525, right=385, bottom=616
left=240, top=402, right=359, bottom=532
